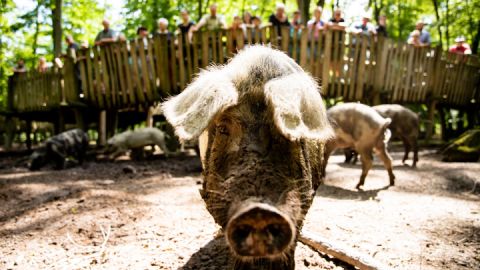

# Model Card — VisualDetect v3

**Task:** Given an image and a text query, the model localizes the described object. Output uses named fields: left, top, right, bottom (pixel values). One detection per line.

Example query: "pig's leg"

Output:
left=344, top=148, right=353, bottom=163
left=412, top=138, right=419, bottom=168
left=356, top=149, right=373, bottom=189
left=377, top=145, right=395, bottom=186
left=401, top=136, right=410, bottom=164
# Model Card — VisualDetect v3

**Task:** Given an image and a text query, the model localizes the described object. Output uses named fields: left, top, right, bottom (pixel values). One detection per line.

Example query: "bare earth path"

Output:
left=0, top=148, right=478, bottom=269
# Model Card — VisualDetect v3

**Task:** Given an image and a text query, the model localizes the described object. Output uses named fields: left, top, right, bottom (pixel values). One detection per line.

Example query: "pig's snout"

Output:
left=226, top=203, right=295, bottom=258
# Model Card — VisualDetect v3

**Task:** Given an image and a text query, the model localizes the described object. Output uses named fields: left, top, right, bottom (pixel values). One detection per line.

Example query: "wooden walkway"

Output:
left=7, top=26, right=480, bottom=113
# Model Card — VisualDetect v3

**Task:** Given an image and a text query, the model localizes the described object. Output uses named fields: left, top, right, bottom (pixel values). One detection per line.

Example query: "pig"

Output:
left=106, top=127, right=171, bottom=160
left=373, top=104, right=419, bottom=167
left=343, top=104, right=420, bottom=167
left=162, top=45, right=333, bottom=269
left=327, top=103, right=395, bottom=189
left=29, top=128, right=89, bottom=170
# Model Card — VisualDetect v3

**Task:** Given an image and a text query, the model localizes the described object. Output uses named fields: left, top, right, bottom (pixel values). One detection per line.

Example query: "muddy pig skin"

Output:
left=162, top=46, right=333, bottom=269
left=29, top=128, right=89, bottom=170
left=106, top=127, right=170, bottom=160
left=327, top=103, right=395, bottom=189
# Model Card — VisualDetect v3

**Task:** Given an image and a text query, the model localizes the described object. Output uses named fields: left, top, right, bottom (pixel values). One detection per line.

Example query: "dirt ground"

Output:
left=0, top=146, right=478, bottom=270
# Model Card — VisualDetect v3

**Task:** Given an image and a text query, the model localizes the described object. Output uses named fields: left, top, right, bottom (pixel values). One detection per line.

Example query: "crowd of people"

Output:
left=13, top=3, right=473, bottom=74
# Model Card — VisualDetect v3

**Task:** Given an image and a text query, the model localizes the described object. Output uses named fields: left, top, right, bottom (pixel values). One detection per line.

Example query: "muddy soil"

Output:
left=0, top=147, right=478, bottom=269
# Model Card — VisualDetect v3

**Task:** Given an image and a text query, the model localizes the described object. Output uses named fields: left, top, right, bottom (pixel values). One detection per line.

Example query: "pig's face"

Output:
left=29, top=148, right=48, bottom=171
left=162, top=46, right=332, bottom=263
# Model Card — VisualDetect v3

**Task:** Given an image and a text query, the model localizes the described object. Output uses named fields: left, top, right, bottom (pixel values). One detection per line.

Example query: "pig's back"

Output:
left=328, top=103, right=390, bottom=146
left=373, top=104, right=419, bottom=137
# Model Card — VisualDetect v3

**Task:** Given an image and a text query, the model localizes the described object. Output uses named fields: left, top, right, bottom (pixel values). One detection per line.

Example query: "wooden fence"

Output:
left=7, top=26, right=480, bottom=113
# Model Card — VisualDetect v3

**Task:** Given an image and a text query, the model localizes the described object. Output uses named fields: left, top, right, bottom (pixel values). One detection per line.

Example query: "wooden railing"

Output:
left=7, top=26, right=480, bottom=113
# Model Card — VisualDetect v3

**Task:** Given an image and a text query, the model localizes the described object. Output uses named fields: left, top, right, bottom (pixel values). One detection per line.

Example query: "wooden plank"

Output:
left=292, top=29, right=298, bottom=62
left=138, top=38, right=153, bottom=102
left=192, top=32, right=200, bottom=76
left=299, top=30, right=308, bottom=69
left=92, top=46, right=105, bottom=109
left=146, top=36, right=158, bottom=99
left=114, top=42, right=128, bottom=106
left=185, top=33, right=193, bottom=83
left=105, top=44, right=118, bottom=107
left=218, top=30, right=225, bottom=63
left=120, top=41, right=135, bottom=105
left=177, top=33, right=186, bottom=90
left=322, top=30, right=332, bottom=97
left=129, top=40, right=146, bottom=104
left=226, top=29, right=234, bottom=57
left=235, top=29, right=245, bottom=51
left=355, top=35, right=367, bottom=101
left=211, top=31, right=218, bottom=63
left=281, top=26, right=289, bottom=53
left=170, top=36, right=178, bottom=94
left=331, top=30, right=340, bottom=98
left=201, top=31, right=209, bottom=68
left=99, top=45, right=112, bottom=109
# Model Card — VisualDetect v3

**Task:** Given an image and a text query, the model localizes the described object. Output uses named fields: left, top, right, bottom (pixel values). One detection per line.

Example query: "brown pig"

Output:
left=327, top=103, right=395, bottom=189
left=344, top=104, right=420, bottom=167
left=373, top=104, right=419, bottom=167
left=162, top=46, right=333, bottom=269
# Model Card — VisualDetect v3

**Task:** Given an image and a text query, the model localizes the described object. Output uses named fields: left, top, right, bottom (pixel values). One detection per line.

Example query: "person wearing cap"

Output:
left=269, top=3, right=291, bottom=35
left=95, top=19, right=117, bottom=46
left=194, top=4, right=226, bottom=31
left=408, top=21, right=430, bottom=45
left=449, top=36, right=472, bottom=55
left=350, top=12, right=376, bottom=36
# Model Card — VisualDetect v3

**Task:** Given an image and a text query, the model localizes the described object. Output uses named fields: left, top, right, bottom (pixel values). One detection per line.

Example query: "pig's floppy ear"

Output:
left=264, top=73, right=333, bottom=141
left=162, top=69, right=238, bottom=140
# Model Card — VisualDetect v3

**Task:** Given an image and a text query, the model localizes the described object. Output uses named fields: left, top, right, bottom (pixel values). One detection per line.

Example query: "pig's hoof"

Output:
left=355, top=183, right=363, bottom=189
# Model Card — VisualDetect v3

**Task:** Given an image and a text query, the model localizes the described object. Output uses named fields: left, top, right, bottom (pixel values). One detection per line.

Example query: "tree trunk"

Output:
left=472, top=20, right=480, bottom=55
left=296, top=0, right=311, bottom=26
left=432, top=0, right=443, bottom=49
left=52, top=0, right=62, bottom=57
left=445, top=0, right=449, bottom=47
left=316, top=0, right=325, bottom=8
left=32, top=4, right=40, bottom=55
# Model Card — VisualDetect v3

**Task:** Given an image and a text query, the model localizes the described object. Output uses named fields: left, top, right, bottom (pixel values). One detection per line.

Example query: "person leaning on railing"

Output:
left=307, top=6, right=325, bottom=40
left=193, top=3, right=226, bottom=31
left=95, top=19, right=117, bottom=46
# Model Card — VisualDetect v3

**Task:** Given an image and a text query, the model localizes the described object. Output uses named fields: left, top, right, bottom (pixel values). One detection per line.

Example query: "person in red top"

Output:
left=449, top=36, right=472, bottom=55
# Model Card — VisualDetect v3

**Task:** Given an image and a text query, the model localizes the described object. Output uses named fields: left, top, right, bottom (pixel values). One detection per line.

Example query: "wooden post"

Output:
left=73, top=108, right=85, bottom=130
left=5, top=116, right=15, bottom=150
left=146, top=106, right=154, bottom=128
left=98, top=110, right=107, bottom=146
left=425, top=100, right=437, bottom=141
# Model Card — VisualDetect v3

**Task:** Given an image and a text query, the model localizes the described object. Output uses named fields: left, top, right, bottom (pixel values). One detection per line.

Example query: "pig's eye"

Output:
left=217, top=124, right=230, bottom=136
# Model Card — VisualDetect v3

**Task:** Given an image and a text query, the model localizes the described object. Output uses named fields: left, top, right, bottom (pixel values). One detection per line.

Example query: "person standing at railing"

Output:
left=408, top=21, right=430, bottom=46
left=155, top=18, right=171, bottom=37
left=408, top=30, right=426, bottom=47
left=269, top=3, right=291, bottom=36
left=194, top=4, right=226, bottom=31
left=36, top=57, right=49, bottom=73
left=350, top=13, right=377, bottom=37
left=327, top=8, right=346, bottom=31
left=177, top=10, right=195, bottom=40
left=307, top=6, right=325, bottom=40
left=449, top=36, right=472, bottom=55
left=230, top=14, right=247, bottom=51
left=13, top=59, right=27, bottom=74
left=243, top=11, right=252, bottom=26
left=376, top=15, right=388, bottom=38
left=95, top=19, right=117, bottom=46
left=291, top=10, right=303, bottom=32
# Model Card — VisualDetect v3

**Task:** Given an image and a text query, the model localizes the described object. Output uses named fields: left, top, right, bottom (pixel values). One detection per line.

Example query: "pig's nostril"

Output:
left=226, top=203, right=295, bottom=258
left=231, top=224, right=253, bottom=243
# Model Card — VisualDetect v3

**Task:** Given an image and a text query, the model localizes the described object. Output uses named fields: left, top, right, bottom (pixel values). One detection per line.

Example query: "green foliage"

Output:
left=0, top=0, right=15, bottom=109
